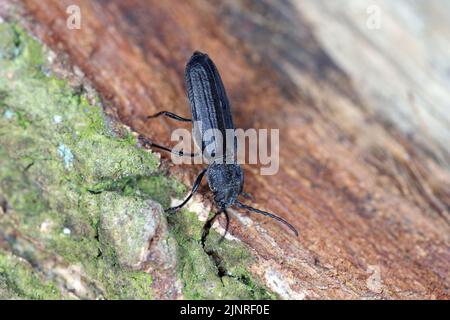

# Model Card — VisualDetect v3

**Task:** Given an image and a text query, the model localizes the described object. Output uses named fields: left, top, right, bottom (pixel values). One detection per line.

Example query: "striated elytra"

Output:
left=142, top=51, right=298, bottom=244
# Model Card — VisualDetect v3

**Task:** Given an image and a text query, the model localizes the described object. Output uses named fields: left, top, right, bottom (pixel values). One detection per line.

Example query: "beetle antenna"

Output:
left=236, top=201, right=298, bottom=236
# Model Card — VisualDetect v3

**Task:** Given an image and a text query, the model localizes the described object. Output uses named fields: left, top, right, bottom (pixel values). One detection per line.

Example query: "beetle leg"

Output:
left=147, top=110, right=191, bottom=122
left=138, top=134, right=198, bottom=157
left=201, top=210, right=230, bottom=246
left=166, top=169, right=207, bottom=213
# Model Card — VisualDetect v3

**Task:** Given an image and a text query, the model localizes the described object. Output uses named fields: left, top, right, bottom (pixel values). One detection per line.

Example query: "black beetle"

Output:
left=141, top=51, right=298, bottom=242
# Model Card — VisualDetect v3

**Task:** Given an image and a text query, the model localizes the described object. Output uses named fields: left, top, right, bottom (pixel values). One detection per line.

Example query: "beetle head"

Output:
left=206, top=163, right=243, bottom=208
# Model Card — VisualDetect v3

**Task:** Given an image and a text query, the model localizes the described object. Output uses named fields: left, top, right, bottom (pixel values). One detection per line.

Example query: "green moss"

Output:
left=0, top=251, right=61, bottom=299
left=0, top=22, right=275, bottom=299
left=169, top=210, right=276, bottom=299
left=97, top=192, right=162, bottom=270
left=88, top=175, right=274, bottom=299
